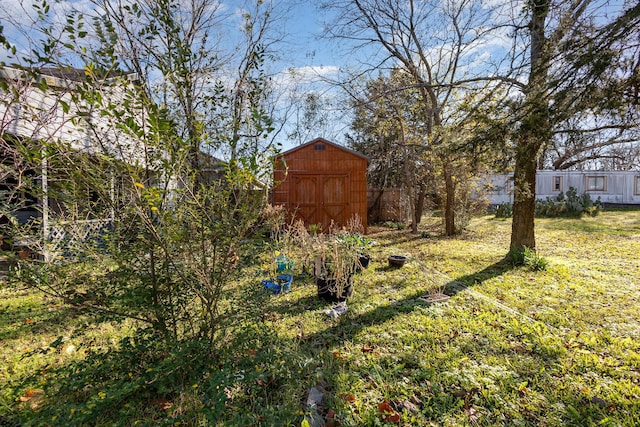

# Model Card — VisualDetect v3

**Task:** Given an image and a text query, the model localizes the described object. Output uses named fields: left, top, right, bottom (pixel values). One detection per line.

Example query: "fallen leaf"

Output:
left=411, top=396, right=424, bottom=408
left=384, top=412, right=400, bottom=424
left=340, top=393, right=356, bottom=403
left=361, top=344, right=374, bottom=353
left=150, top=397, right=173, bottom=411
left=24, top=318, right=33, bottom=324
left=325, top=409, right=340, bottom=427
left=378, top=400, right=400, bottom=424
left=332, top=351, right=344, bottom=359
left=19, top=390, right=44, bottom=408
left=378, top=401, right=393, bottom=413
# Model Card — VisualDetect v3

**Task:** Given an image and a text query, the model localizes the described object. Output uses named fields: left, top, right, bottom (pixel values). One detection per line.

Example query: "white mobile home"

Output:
left=486, top=171, right=640, bottom=206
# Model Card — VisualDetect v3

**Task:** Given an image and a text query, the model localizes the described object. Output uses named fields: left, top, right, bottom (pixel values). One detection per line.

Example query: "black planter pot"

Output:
left=316, top=275, right=353, bottom=303
left=388, top=255, right=408, bottom=268
left=358, top=254, right=371, bottom=270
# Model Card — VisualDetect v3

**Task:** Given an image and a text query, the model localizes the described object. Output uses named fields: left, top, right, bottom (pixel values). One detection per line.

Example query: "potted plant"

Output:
left=353, top=233, right=375, bottom=270
left=313, top=233, right=361, bottom=302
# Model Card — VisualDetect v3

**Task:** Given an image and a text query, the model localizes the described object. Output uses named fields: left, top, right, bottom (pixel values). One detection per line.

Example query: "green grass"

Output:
left=2, top=210, right=640, bottom=426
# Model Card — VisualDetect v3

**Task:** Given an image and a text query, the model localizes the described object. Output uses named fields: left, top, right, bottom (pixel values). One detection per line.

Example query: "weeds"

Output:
left=509, top=246, right=549, bottom=271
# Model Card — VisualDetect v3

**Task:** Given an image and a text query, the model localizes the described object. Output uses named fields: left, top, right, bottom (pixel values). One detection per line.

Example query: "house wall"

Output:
left=273, top=139, right=368, bottom=231
left=486, top=171, right=640, bottom=205
left=0, top=67, right=147, bottom=167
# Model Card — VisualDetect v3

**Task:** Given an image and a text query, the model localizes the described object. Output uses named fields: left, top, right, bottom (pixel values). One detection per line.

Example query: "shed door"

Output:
left=291, top=174, right=350, bottom=230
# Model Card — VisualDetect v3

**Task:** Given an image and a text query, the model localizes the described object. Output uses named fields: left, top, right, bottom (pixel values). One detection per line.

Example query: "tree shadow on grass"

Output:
left=279, top=257, right=582, bottom=425
left=299, top=259, right=517, bottom=346
left=441, top=256, right=516, bottom=297
left=1, top=257, right=524, bottom=426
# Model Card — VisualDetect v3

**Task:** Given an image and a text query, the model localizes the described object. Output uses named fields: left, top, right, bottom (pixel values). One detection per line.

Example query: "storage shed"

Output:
left=273, top=138, right=368, bottom=232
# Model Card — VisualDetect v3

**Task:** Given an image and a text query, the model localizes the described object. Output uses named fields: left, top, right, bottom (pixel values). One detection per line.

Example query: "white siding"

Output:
left=0, top=67, right=148, bottom=167
left=487, top=171, right=640, bottom=205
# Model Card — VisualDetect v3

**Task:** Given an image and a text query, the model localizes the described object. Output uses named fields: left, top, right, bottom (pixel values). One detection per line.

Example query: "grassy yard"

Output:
left=1, top=210, right=639, bottom=426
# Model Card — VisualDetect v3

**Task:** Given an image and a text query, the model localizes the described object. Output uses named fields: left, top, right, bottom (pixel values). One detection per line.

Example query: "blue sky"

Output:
left=0, top=0, right=352, bottom=148
left=3, top=0, right=632, bottom=153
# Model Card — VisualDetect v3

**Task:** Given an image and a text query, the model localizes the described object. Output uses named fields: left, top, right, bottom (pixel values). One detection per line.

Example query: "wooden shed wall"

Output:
left=273, top=140, right=368, bottom=231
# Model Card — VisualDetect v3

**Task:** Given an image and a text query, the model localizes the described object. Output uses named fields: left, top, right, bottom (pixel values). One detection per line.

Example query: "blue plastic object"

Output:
left=262, top=273, right=293, bottom=294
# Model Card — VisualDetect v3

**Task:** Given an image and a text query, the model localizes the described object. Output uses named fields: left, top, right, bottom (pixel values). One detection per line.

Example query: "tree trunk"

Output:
left=443, top=161, right=455, bottom=235
left=510, top=141, right=539, bottom=249
left=415, top=184, right=426, bottom=226
left=510, top=0, right=551, bottom=251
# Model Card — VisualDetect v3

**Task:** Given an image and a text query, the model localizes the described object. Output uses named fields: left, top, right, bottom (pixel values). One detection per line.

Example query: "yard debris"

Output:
left=303, top=385, right=326, bottom=427
left=398, top=399, right=420, bottom=414
left=361, top=344, right=374, bottom=353
left=418, top=293, right=450, bottom=303
left=325, top=302, right=348, bottom=318
left=19, top=389, right=44, bottom=409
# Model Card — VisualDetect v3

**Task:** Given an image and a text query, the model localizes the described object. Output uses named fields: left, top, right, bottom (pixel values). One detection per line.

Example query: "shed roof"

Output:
left=279, top=137, right=369, bottom=161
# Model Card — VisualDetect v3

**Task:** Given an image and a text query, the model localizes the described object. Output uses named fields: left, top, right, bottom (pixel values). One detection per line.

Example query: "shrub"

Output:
left=495, top=187, right=602, bottom=219
left=535, top=187, right=602, bottom=218
left=494, top=202, right=513, bottom=218
left=508, top=246, right=549, bottom=271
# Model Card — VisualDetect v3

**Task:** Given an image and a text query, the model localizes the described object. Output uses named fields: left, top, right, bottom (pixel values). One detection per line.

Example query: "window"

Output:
left=586, top=176, right=606, bottom=192
left=506, top=177, right=514, bottom=194
left=553, top=176, right=563, bottom=192
left=313, top=144, right=326, bottom=151
left=635, top=176, right=640, bottom=195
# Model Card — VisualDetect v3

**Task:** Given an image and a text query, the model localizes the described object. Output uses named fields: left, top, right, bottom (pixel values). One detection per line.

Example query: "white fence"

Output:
left=47, top=218, right=113, bottom=259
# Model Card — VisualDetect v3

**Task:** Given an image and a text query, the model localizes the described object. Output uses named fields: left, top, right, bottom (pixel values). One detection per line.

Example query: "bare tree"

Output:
left=321, top=0, right=509, bottom=235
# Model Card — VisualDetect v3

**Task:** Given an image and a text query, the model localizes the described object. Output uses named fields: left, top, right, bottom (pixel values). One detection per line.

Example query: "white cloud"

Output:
left=276, top=65, right=340, bottom=86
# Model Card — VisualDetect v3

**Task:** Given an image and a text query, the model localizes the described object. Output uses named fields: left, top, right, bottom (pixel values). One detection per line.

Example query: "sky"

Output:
left=1, top=0, right=633, bottom=153
left=0, top=0, right=353, bottom=149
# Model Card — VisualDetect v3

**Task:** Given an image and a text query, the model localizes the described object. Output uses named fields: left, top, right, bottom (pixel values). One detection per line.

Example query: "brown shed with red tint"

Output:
left=273, top=138, right=368, bottom=232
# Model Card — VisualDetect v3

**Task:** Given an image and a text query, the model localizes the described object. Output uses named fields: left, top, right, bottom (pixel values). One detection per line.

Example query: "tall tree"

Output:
left=346, top=69, right=429, bottom=232
left=91, top=0, right=281, bottom=171
left=322, top=0, right=507, bottom=235
left=539, top=3, right=640, bottom=171
left=510, top=0, right=640, bottom=250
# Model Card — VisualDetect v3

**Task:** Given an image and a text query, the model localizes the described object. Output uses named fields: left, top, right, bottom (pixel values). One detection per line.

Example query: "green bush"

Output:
left=535, top=187, right=602, bottom=218
left=495, top=187, right=602, bottom=219
left=494, top=202, right=513, bottom=218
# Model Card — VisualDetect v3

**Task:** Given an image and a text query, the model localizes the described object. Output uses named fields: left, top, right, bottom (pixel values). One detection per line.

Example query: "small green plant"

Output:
left=383, top=221, right=406, bottom=230
left=308, top=223, right=322, bottom=236
left=508, top=246, right=548, bottom=271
